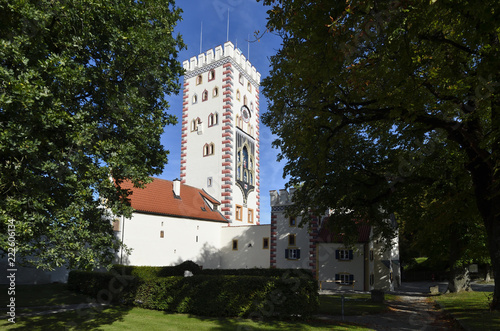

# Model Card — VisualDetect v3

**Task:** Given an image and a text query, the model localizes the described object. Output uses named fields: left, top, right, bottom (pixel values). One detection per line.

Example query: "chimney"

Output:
left=173, top=179, right=181, bottom=198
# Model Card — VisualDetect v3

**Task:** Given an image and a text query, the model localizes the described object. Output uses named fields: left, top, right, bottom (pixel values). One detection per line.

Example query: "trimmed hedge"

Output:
left=68, top=270, right=318, bottom=318
left=111, top=260, right=202, bottom=279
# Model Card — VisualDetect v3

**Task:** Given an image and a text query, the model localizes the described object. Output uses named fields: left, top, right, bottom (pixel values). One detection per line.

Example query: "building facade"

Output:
left=180, top=41, right=261, bottom=225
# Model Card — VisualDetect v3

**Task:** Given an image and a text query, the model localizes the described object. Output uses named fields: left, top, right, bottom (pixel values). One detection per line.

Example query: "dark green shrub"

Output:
left=67, top=270, right=318, bottom=319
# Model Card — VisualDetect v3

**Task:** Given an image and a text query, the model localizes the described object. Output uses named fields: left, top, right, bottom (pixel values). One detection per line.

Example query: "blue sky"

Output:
left=159, top=0, right=288, bottom=224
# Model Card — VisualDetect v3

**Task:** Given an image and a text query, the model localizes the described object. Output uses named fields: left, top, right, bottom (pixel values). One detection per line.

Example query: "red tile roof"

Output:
left=318, top=218, right=371, bottom=243
left=119, top=178, right=228, bottom=223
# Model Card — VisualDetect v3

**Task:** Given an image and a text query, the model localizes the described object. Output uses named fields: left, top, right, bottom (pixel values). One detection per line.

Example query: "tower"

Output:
left=181, top=41, right=261, bottom=224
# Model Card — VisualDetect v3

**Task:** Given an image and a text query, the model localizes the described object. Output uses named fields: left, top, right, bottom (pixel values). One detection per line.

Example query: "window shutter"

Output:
left=335, top=274, right=340, bottom=281
left=335, top=250, right=340, bottom=259
left=285, top=249, right=289, bottom=259
left=349, top=250, right=354, bottom=260
left=349, top=274, right=354, bottom=284
left=297, top=249, right=301, bottom=259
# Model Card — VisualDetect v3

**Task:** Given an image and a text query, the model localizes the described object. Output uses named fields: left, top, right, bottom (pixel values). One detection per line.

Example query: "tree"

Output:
left=0, top=0, right=185, bottom=271
left=259, top=0, right=500, bottom=309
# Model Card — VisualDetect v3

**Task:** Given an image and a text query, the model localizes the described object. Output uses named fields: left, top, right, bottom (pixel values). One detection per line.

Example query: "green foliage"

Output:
left=0, top=0, right=185, bottom=271
left=111, top=260, right=203, bottom=279
left=258, top=0, right=500, bottom=308
left=68, top=270, right=319, bottom=319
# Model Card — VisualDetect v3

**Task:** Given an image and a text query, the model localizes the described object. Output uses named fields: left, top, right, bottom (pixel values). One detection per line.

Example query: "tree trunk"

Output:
left=447, top=265, right=472, bottom=293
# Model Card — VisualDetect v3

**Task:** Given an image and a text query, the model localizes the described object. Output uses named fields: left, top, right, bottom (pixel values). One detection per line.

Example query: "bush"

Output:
left=67, top=270, right=318, bottom=319
left=111, top=260, right=203, bottom=279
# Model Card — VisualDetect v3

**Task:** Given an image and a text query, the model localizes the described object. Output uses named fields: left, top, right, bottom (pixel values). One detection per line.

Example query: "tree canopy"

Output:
left=0, top=0, right=184, bottom=270
left=259, top=0, right=500, bottom=308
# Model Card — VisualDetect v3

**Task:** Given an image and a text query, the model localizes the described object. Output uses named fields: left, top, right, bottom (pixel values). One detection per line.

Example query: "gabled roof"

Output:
left=318, top=218, right=371, bottom=243
left=119, top=178, right=228, bottom=223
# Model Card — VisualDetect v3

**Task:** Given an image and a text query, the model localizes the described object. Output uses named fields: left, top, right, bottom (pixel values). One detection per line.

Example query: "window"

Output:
left=207, top=177, right=213, bottom=187
left=370, top=274, right=375, bottom=286
left=235, top=205, right=243, bottom=221
left=236, top=89, right=241, bottom=101
left=196, top=74, right=202, bottom=85
left=196, top=235, right=199, bottom=242
left=239, top=73, right=244, bottom=85
left=208, top=113, right=218, bottom=127
left=288, top=234, right=296, bottom=246
left=232, top=239, right=238, bottom=250
left=212, top=86, right=219, bottom=97
left=263, top=237, right=269, bottom=249
left=113, top=218, right=120, bottom=232
left=285, top=248, right=300, bottom=260
left=208, top=69, right=215, bottom=81
left=160, top=230, right=164, bottom=238
left=203, top=143, right=214, bottom=156
left=202, top=90, right=208, bottom=101
left=248, top=209, right=254, bottom=223
left=336, top=249, right=354, bottom=261
left=247, top=82, right=252, bottom=92
left=369, top=249, right=374, bottom=261
left=335, top=273, right=354, bottom=285
left=192, top=94, right=198, bottom=104
left=243, top=95, right=248, bottom=106
left=191, top=118, right=201, bottom=132
left=289, top=217, right=296, bottom=227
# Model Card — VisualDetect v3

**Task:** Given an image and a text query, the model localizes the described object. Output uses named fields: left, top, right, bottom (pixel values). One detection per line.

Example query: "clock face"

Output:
left=241, top=106, right=250, bottom=123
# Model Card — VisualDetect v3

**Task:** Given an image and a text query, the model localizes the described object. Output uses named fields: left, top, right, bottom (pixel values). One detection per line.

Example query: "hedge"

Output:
left=68, top=270, right=318, bottom=318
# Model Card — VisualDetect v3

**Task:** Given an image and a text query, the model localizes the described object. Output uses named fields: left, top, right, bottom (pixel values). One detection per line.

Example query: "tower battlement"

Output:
left=182, top=41, right=261, bottom=86
left=270, top=188, right=296, bottom=207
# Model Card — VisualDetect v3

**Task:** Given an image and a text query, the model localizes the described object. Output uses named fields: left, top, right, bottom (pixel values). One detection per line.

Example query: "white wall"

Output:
left=317, top=243, right=366, bottom=291
left=220, top=225, right=270, bottom=268
left=118, top=213, right=225, bottom=269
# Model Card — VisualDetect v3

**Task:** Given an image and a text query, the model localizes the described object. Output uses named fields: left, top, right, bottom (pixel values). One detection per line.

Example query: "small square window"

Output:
left=288, top=234, right=296, bottom=246
left=207, top=177, right=213, bottom=187
left=263, top=237, right=269, bottom=249
left=232, top=239, right=238, bottom=250
left=289, top=217, right=296, bottom=227
left=160, top=230, right=164, bottom=238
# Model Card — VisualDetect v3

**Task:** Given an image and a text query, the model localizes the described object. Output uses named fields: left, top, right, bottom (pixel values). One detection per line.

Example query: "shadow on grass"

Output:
left=1, top=306, right=134, bottom=330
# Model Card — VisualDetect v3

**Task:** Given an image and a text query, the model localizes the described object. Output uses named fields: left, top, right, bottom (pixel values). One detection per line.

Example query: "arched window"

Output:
left=212, top=86, right=219, bottom=97
left=191, top=118, right=201, bottom=132
left=236, top=143, right=254, bottom=186
left=202, top=90, right=208, bottom=101
left=208, top=69, right=215, bottom=81
left=236, top=90, right=240, bottom=101
left=250, top=102, right=253, bottom=111
left=239, top=73, right=244, bottom=85
left=208, top=113, right=218, bottom=127
left=192, top=94, right=198, bottom=104
left=203, top=143, right=215, bottom=156
left=243, top=95, right=248, bottom=106
left=196, top=75, right=202, bottom=85
left=247, top=82, right=252, bottom=92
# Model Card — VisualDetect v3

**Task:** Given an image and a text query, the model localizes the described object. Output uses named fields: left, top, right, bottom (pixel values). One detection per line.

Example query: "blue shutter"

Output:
left=285, top=249, right=289, bottom=259
left=297, top=249, right=301, bottom=259
left=349, top=274, right=354, bottom=284
left=335, top=250, right=340, bottom=259
left=349, top=250, right=353, bottom=260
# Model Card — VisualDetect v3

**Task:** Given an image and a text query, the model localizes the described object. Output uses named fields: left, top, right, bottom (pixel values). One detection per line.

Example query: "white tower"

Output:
left=181, top=41, right=261, bottom=224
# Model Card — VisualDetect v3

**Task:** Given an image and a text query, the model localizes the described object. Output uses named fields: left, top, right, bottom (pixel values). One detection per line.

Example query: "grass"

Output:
left=435, top=291, right=500, bottom=330
left=0, top=306, right=374, bottom=330
left=0, top=283, right=91, bottom=308
left=0, top=283, right=374, bottom=330
left=318, top=293, right=396, bottom=316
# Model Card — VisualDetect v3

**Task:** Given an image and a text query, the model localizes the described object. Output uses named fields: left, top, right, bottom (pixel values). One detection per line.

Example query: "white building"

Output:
left=5, top=42, right=400, bottom=290
left=269, top=188, right=401, bottom=292
left=180, top=41, right=261, bottom=225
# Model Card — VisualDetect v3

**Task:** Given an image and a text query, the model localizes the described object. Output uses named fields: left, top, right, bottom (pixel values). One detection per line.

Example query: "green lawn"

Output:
left=0, top=283, right=91, bottom=308
left=0, top=284, right=374, bottom=330
left=435, top=291, right=500, bottom=330
left=0, top=306, right=374, bottom=330
left=318, top=293, right=396, bottom=316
